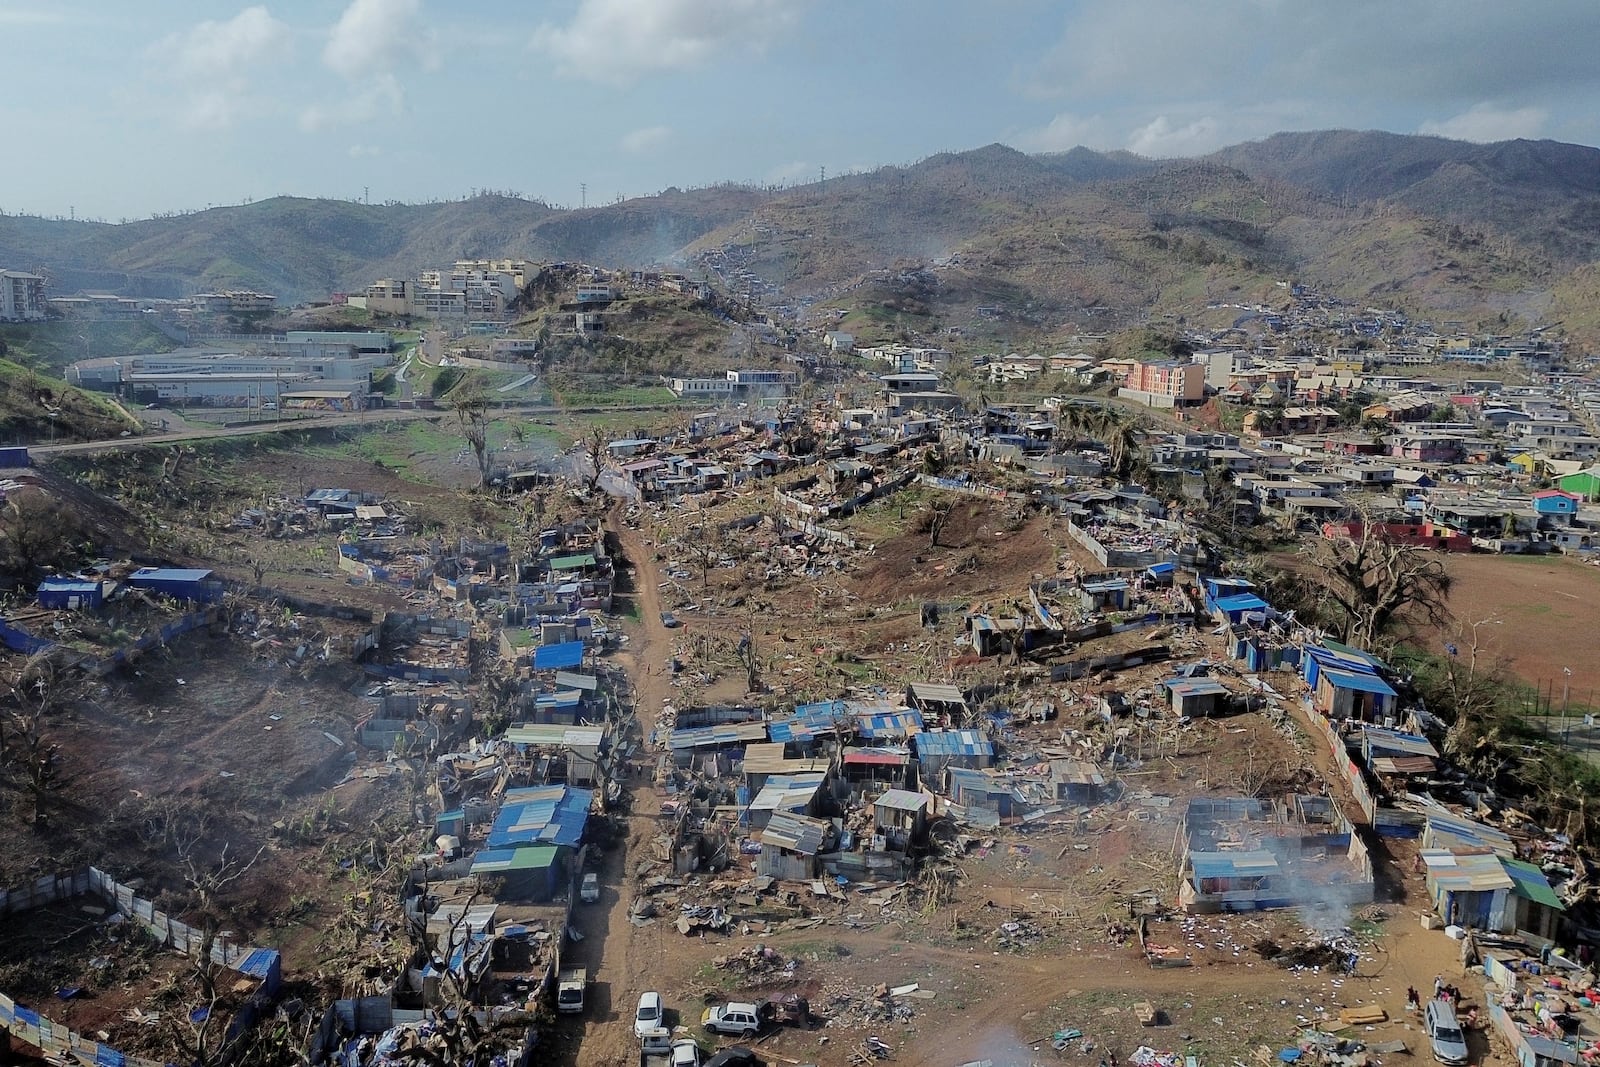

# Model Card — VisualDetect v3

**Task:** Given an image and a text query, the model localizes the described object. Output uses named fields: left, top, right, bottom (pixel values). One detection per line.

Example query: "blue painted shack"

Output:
left=1203, top=577, right=1255, bottom=615
left=1211, top=592, right=1270, bottom=625
left=37, top=577, right=110, bottom=610
left=913, top=729, right=994, bottom=781
left=125, top=567, right=222, bottom=603
left=1078, top=578, right=1130, bottom=612
left=470, top=844, right=564, bottom=902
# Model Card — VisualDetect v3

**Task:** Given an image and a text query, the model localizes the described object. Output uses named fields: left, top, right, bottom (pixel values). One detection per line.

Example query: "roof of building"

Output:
left=1319, top=666, right=1398, bottom=697
left=1421, top=848, right=1514, bottom=893
left=906, top=682, right=967, bottom=706
left=761, top=811, right=829, bottom=855
left=1162, top=677, right=1230, bottom=699
left=1361, top=727, right=1439, bottom=759
left=874, top=788, right=930, bottom=813
left=913, top=729, right=994, bottom=759
left=843, top=746, right=911, bottom=767
left=470, top=844, right=561, bottom=874
left=1213, top=593, right=1270, bottom=613
left=1426, top=811, right=1515, bottom=856
left=128, top=567, right=213, bottom=582
left=668, top=720, right=770, bottom=751
left=748, top=772, right=828, bottom=813
left=548, top=553, right=597, bottom=571
left=505, top=724, right=606, bottom=749
left=1503, top=857, right=1564, bottom=911
left=533, top=640, right=585, bottom=670
left=1190, top=849, right=1281, bottom=880
left=485, top=785, right=592, bottom=849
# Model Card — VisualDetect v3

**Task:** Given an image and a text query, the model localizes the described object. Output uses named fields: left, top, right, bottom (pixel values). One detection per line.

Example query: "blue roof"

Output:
left=486, top=784, right=591, bottom=848
left=236, top=948, right=281, bottom=980
left=1213, top=593, right=1269, bottom=613
left=1190, top=849, right=1280, bottom=879
left=1320, top=666, right=1397, bottom=697
left=768, top=700, right=849, bottom=743
left=914, top=729, right=993, bottom=759
left=39, top=578, right=100, bottom=593
left=533, top=640, right=584, bottom=670
left=1308, top=643, right=1385, bottom=671
left=129, top=567, right=213, bottom=582
left=854, top=705, right=923, bottom=739
left=1147, top=562, right=1177, bottom=576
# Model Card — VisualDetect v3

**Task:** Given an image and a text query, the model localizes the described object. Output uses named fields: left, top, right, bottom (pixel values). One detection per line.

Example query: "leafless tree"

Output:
left=921, top=499, right=954, bottom=548
left=1297, top=513, right=1451, bottom=652
left=450, top=382, right=492, bottom=488
left=0, top=648, right=79, bottom=825
left=583, top=427, right=608, bottom=492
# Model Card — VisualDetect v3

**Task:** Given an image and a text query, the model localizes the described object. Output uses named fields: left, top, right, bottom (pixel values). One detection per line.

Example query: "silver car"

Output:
left=1425, top=1000, right=1469, bottom=1065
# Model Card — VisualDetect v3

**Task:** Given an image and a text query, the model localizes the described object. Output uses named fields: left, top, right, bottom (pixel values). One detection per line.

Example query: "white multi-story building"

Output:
left=0, top=270, right=46, bottom=321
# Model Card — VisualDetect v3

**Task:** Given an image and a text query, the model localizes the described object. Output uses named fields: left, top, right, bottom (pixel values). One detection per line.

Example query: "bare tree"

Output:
left=450, top=382, right=493, bottom=488
left=921, top=499, right=954, bottom=548
left=0, top=495, right=85, bottom=579
left=583, top=427, right=608, bottom=492
left=1, top=648, right=78, bottom=825
left=1296, top=514, right=1451, bottom=652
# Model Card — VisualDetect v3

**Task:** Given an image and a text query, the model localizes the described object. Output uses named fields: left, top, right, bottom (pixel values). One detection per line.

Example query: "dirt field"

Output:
left=1442, top=553, right=1600, bottom=697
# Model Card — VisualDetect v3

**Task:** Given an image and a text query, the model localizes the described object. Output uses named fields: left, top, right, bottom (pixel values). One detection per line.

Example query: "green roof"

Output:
left=549, top=553, right=597, bottom=571
left=1503, top=857, right=1564, bottom=910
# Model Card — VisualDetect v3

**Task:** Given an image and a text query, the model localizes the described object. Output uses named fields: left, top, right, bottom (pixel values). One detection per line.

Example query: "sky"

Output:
left=5, top=0, right=1600, bottom=221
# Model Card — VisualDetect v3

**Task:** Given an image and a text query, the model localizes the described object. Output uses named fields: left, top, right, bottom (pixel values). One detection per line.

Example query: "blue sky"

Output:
left=5, top=0, right=1600, bottom=221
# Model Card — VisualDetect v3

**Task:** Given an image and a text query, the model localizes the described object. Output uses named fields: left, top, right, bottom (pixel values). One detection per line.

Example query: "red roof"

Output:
left=1532, top=489, right=1580, bottom=500
left=843, top=750, right=908, bottom=766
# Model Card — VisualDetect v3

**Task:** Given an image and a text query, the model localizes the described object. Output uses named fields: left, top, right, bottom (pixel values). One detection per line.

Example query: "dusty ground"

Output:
left=1441, top=553, right=1600, bottom=697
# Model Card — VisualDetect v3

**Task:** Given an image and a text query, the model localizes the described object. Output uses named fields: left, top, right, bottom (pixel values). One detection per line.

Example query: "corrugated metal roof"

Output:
left=1422, top=848, right=1514, bottom=892
left=914, top=729, right=993, bottom=759
left=762, top=811, right=828, bottom=855
left=748, top=772, right=827, bottom=812
left=906, top=682, right=967, bottom=706
left=505, top=724, right=605, bottom=749
left=486, top=785, right=592, bottom=848
left=844, top=746, right=910, bottom=766
left=549, top=553, right=597, bottom=571
left=874, top=788, right=929, bottom=813
left=668, top=721, right=769, bottom=751
left=1190, top=849, right=1281, bottom=879
left=1426, top=811, right=1515, bottom=855
left=554, top=670, right=598, bottom=691
left=471, top=845, right=560, bottom=873
left=1213, top=593, right=1269, bottom=613
left=1362, top=727, right=1439, bottom=758
left=1163, top=678, right=1230, bottom=698
left=1050, top=758, right=1106, bottom=786
left=1503, top=857, right=1564, bottom=910
left=1320, top=666, right=1397, bottom=697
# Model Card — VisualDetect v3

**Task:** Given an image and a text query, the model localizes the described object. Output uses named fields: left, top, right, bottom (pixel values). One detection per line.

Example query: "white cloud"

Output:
left=532, top=0, right=797, bottom=86
left=300, top=76, right=404, bottom=131
left=1127, top=115, right=1225, bottom=157
left=323, top=0, right=436, bottom=80
left=1017, top=112, right=1112, bottom=152
left=150, top=6, right=292, bottom=130
left=303, top=0, right=436, bottom=130
left=620, top=125, right=672, bottom=153
left=1419, top=103, right=1549, bottom=143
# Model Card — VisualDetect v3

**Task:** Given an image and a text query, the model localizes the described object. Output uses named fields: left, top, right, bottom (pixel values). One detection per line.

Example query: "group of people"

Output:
left=1405, top=979, right=1480, bottom=1028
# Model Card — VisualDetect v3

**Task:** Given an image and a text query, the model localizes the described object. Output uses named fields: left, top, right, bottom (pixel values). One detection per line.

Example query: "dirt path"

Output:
left=559, top=504, right=677, bottom=1067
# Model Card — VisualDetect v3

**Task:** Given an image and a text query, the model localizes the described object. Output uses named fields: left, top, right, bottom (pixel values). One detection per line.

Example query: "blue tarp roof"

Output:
left=768, top=700, right=850, bottom=743
left=1147, top=562, right=1177, bottom=576
left=533, top=640, right=584, bottom=670
left=485, top=784, right=592, bottom=848
left=1320, top=666, right=1397, bottom=697
left=1213, top=593, right=1269, bottom=613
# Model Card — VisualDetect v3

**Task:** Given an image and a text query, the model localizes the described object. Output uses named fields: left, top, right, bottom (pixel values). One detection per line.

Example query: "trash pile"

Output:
left=1253, top=938, right=1359, bottom=973
left=711, top=943, right=802, bottom=984
left=992, top=917, right=1045, bottom=951
left=820, top=983, right=917, bottom=1029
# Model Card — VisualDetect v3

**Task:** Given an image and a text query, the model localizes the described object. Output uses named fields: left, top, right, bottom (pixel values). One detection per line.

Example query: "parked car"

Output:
left=702, top=1002, right=762, bottom=1038
left=670, top=1040, right=703, bottom=1067
left=1425, top=999, right=1469, bottom=1066
left=580, top=872, right=600, bottom=903
left=635, top=991, right=665, bottom=1039
left=660, top=612, right=680, bottom=628
left=704, top=1049, right=763, bottom=1067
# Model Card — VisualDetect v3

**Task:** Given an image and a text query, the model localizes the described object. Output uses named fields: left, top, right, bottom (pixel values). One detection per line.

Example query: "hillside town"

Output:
left=1, top=245, right=1599, bottom=1067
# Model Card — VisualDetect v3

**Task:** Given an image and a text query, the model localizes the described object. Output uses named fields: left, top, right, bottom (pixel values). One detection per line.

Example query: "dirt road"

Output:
left=553, top=504, right=677, bottom=1067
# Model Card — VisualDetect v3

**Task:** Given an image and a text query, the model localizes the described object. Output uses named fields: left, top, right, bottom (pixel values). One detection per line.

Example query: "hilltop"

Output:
left=3, top=131, right=1598, bottom=342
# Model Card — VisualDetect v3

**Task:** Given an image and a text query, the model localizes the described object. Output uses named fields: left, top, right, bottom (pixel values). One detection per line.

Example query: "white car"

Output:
left=635, top=991, right=664, bottom=1039
left=580, top=872, right=600, bottom=903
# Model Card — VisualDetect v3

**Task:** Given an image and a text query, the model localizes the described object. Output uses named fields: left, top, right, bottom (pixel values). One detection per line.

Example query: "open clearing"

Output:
left=1442, top=553, right=1600, bottom=695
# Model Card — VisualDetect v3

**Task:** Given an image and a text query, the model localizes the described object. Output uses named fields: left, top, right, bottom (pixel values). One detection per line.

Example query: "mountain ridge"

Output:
left=2, top=130, right=1596, bottom=341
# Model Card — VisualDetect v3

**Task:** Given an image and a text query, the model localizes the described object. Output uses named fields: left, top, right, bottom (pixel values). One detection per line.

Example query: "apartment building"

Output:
left=1120, top=360, right=1206, bottom=408
left=0, top=270, right=46, bottom=322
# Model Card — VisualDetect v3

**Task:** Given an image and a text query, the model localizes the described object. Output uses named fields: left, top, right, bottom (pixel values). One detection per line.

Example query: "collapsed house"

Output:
left=1178, top=795, right=1375, bottom=914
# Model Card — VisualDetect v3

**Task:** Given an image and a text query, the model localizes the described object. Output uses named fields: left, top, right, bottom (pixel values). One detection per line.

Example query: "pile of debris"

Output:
left=821, top=983, right=917, bottom=1029
left=1254, top=937, right=1359, bottom=973
left=711, top=943, right=801, bottom=985
left=991, top=917, right=1045, bottom=952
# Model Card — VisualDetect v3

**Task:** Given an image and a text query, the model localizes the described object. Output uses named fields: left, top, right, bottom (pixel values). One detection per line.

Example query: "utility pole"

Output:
left=364, top=186, right=369, bottom=205
left=580, top=183, right=587, bottom=209
left=819, top=165, right=826, bottom=184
